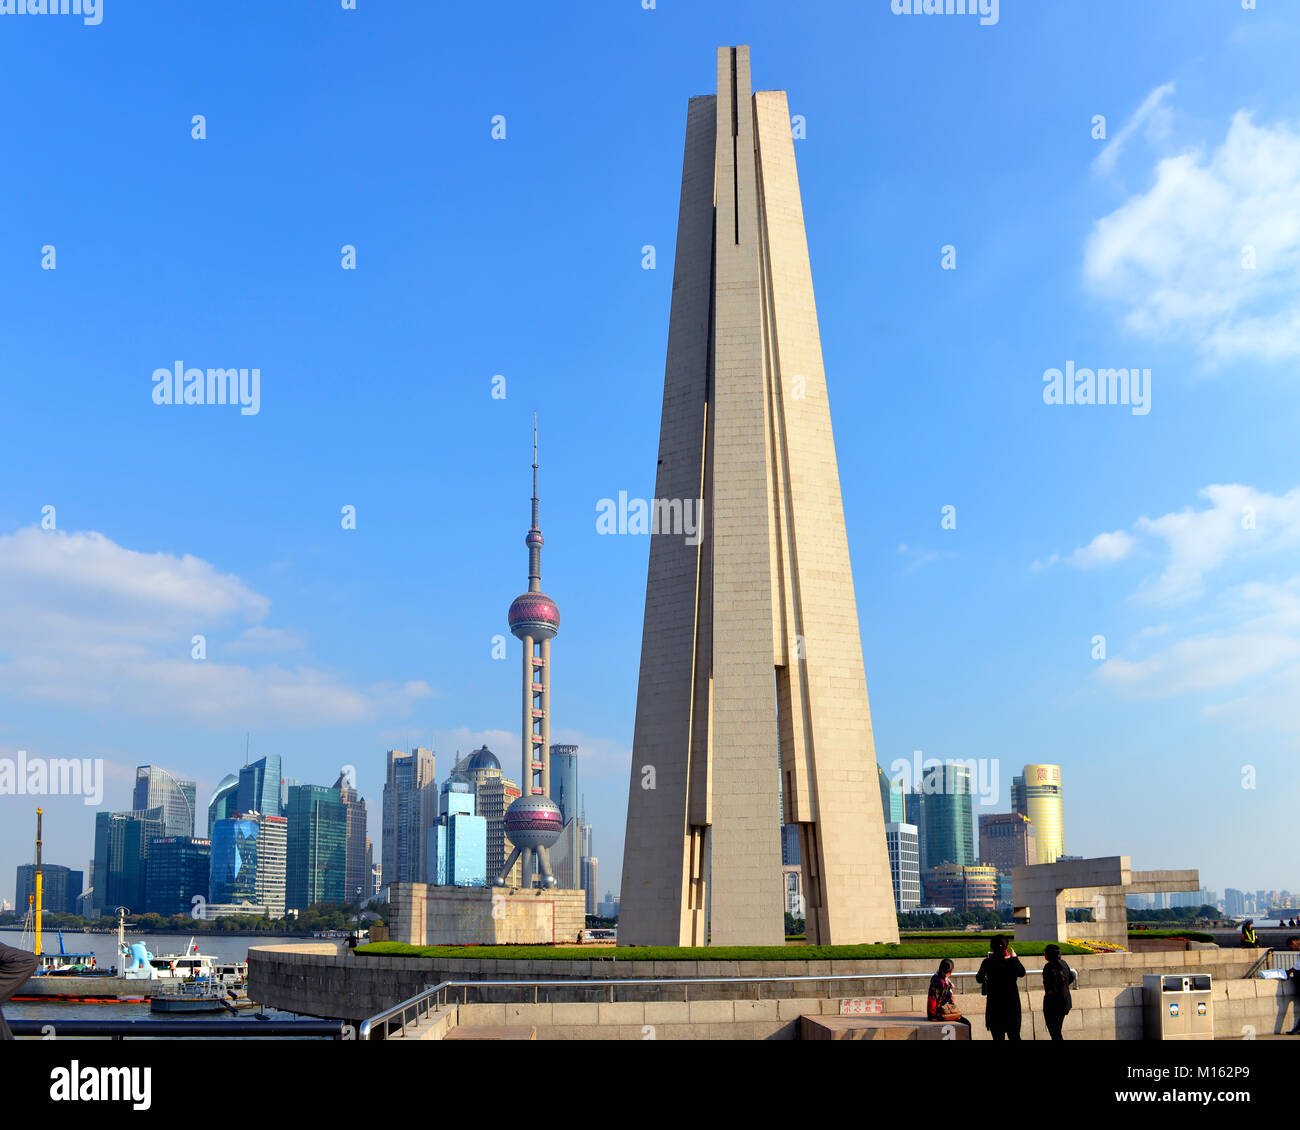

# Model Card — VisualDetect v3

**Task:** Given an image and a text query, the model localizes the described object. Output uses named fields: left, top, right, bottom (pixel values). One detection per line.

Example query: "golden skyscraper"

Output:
left=1013, top=764, right=1066, bottom=864
left=618, top=47, right=899, bottom=946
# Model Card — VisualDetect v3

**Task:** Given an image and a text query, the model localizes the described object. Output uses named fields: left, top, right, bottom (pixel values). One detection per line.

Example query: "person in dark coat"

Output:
left=0, top=940, right=39, bottom=1040
left=975, top=934, right=1026, bottom=1040
left=1042, top=943, right=1077, bottom=1041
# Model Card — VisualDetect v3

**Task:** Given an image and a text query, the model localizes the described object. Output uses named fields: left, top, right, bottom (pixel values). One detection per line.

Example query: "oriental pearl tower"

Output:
left=496, top=417, right=564, bottom=888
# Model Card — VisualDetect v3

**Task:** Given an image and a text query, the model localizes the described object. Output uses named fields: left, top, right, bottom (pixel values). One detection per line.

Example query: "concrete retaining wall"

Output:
left=247, top=944, right=1261, bottom=1023
left=432, top=979, right=1296, bottom=1041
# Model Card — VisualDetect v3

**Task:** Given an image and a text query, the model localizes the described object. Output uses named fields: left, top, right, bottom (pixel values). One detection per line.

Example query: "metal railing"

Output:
left=1265, top=950, right=1298, bottom=973
left=9, top=1019, right=348, bottom=1040
left=1244, top=949, right=1274, bottom=977
left=357, top=971, right=982, bottom=1040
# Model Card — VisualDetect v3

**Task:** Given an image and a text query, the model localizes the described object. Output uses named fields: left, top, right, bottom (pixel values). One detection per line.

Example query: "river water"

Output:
left=0, top=927, right=326, bottom=1034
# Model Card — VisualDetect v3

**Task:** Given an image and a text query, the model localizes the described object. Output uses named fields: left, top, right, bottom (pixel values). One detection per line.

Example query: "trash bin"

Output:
left=1143, top=974, right=1213, bottom=1040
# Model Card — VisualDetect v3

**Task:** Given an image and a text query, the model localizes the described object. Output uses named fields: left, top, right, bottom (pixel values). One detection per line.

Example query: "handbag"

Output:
left=939, top=1002, right=963, bottom=1021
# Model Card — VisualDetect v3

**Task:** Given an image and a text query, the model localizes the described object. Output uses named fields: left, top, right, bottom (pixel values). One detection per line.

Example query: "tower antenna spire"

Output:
left=501, top=414, right=563, bottom=890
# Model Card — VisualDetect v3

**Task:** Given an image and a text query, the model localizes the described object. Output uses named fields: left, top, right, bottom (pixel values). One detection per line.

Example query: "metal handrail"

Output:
left=356, top=970, right=981, bottom=1040
left=1244, top=949, right=1274, bottom=978
left=9, top=1019, right=347, bottom=1039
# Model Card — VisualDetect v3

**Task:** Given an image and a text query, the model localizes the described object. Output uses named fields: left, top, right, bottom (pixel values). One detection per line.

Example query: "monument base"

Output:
left=391, top=883, right=585, bottom=945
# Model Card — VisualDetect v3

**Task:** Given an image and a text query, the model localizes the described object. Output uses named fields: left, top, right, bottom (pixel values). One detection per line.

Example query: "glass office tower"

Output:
left=146, top=837, right=211, bottom=916
left=285, top=784, right=347, bottom=911
left=133, top=766, right=198, bottom=838
left=237, top=755, right=283, bottom=819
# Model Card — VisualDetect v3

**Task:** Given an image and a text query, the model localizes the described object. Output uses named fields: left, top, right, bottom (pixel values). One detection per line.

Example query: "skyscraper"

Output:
left=92, top=808, right=165, bottom=914
left=145, top=837, right=210, bottom=917
left=16, top=863, right=83, bottom=915
left=133, top=766, right=197, bottom=838
left=916, top=764, right=975, bottom=868
left=426, top=781, right=488, bottom=888
left=333, top=770, right=370, bottom=907
left=581, top=856, right=598, bottom=916
left=547, top=745, right=588, bottom=891
left=285, top=784, right=347, bottom=912
left=577, top=800, right=597, bottom=914
left=208, top=774, right=239, bottom=839
left=451, top=747, right=521, bottom=887
left=1011, top=764, right=1065, bottom=864
left=978, top=812, right=1036, bottom=874
left=904, top=790, right=927, bottom=873
left=252, top=812, right=287, bottom=919
left=878, top=765, right=905, bottom=824
left=549, top=745, right=579, bottom=826
left=619, top=47, right=898, bottom=947
left=237, top=755, right=283, bottom=819
left=499, top=421, right=565, bottom=888
left=210, top=812, right=286, bottom=918
left=923, top=862, right=998, bottom=913
left=381, top=747, right=436, bottom=889
left=885, top=824, right=921, bottom=912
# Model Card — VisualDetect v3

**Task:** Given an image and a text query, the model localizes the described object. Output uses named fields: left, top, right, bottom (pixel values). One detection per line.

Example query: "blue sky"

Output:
left=1, top=0, right=1298, bottom=908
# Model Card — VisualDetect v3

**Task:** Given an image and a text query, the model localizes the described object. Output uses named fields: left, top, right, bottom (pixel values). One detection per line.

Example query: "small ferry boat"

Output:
left=150, top=981, right=228, bottom=1013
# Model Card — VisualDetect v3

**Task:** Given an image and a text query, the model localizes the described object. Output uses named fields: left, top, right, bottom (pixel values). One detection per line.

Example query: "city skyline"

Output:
left=4, top=1, right=1300, bottom=907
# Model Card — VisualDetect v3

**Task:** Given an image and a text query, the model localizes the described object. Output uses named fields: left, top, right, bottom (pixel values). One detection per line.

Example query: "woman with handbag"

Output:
left=976, top=935, right=1027, bottom=1040
left=927, top=958, right=971, bottom=1031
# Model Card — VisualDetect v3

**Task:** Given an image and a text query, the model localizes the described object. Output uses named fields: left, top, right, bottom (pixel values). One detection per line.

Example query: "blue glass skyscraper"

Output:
left=210, top=817, right=261, bottom=904
left=237, top=755, right=282, bottom=818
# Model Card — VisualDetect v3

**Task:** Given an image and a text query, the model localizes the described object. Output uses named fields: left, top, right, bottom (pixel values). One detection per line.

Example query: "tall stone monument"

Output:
left=619, top=46, right=900, bottom=946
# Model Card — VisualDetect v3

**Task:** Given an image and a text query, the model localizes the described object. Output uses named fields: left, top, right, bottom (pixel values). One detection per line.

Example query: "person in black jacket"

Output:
left=1042, top=944, right=1077, bottom=1040
left=976, top=934, right=1026, bottom=1040
left=0, top=940, right=39, bottom=1040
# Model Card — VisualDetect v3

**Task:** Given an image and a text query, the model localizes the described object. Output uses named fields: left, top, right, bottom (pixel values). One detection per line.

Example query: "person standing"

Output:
left=1283, top=936, right=1300, bottom=1036
left=976, top=935, right=1026, bottom=1040
left=1241, top=920, right=1259, bottom=948
left=1042, top=944, right=1077, bottom=1041
left=0, top=939, right=39, bottom=1040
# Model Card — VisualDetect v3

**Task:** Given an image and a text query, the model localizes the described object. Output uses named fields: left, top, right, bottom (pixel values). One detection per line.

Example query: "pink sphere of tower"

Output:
left=508, top=591, right=560, bottom=641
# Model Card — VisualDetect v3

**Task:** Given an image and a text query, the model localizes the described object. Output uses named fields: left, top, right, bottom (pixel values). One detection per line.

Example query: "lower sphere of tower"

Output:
left=503, top=795, right=563, bottom=849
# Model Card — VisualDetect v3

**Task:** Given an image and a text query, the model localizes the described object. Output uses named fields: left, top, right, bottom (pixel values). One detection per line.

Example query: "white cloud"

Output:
left=1038, top=484, right=1300, bottom=601
left=1068, top=530, right=1136, bottom=569
left=1099, top=579, right=1300, bottom=699
left=1085, top=110, right=1300, bottom=365
left=0, top=526, right=432, bottom=726
left=225, top=626, right=306, bottom=654
left=1092, top=82, right=1175, bottom=176
left=897, top=543, right=951, bottom=572
left=1044, top=485, right=1300, bottom=733
left=1134, top=484, right=1300, bottom=602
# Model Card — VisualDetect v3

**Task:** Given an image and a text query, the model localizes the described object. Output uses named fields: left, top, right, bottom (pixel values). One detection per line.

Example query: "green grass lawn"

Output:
left=1125, top=930, right=1216, bottom=943
left=357, top=940, right=1090, bottom=961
